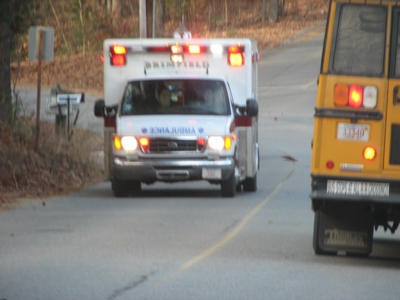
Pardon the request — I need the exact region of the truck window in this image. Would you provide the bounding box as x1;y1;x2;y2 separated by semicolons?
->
332;5;386;76
120;79;230;116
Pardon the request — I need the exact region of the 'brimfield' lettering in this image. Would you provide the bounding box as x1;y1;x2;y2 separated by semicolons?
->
145;61;209;69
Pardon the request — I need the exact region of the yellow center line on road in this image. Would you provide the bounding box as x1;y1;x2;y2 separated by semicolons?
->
179;166;295;272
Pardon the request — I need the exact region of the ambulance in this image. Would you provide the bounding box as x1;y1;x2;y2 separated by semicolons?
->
94;35;259;198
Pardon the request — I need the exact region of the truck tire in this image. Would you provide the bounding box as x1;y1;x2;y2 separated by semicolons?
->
221;171;236;197
113;178;129;197
313;210;337;256
243;174;257;192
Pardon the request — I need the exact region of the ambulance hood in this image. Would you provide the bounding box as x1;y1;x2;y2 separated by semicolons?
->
117;115;232;136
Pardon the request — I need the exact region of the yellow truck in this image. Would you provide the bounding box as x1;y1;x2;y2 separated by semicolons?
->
311;0;400;256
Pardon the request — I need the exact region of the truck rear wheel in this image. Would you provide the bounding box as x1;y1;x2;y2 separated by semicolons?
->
113;178;129;197
221;171;236;197
243;174;257;192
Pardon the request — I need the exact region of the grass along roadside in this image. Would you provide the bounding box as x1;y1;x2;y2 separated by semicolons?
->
0;119;104;210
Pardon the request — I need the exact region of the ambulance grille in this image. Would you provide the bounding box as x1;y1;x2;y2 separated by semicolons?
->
390;124;400;165
148;138;198;153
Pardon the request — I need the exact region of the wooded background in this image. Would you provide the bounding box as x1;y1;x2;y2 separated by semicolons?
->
0;0;327;122
16;0;299;57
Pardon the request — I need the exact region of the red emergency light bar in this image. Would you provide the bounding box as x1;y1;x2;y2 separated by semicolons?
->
107;43;247;67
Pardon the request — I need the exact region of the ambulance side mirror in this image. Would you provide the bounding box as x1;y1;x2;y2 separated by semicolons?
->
94;99;105;117
246;98;258;117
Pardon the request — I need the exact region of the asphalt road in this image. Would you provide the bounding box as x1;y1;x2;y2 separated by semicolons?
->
1;31;400;300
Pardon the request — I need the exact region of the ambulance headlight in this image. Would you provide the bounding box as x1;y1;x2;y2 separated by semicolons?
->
121;136;138;151
208;136;225;151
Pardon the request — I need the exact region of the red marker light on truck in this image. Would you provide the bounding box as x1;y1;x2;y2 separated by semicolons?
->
326;160;334;169
110;45;127;66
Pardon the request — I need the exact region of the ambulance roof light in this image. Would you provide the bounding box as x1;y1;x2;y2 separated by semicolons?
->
113;45;127;54
110;45;127;66
228;45;245;66
211;44;223;54
188;45;201;54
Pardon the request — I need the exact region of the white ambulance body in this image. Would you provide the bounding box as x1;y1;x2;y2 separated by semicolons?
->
94;37;259;197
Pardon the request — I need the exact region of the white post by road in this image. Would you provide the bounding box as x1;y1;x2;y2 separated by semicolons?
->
139;0;147;38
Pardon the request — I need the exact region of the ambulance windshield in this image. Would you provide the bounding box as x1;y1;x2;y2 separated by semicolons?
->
120;79;231;116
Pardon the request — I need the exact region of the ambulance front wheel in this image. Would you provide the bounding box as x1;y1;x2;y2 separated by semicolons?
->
129;180;141;194
112;178;129;197
221;171;236;198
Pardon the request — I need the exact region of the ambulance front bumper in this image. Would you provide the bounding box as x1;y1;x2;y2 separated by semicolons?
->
112;157;235;181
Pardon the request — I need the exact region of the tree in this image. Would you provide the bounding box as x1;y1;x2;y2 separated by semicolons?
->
262;0;267;23
112;0;121;24
0;0;12;122
0;0;37;122
155;0;165;37
269;0;284;22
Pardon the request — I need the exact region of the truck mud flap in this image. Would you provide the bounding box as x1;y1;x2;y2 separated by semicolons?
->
313;203;374;256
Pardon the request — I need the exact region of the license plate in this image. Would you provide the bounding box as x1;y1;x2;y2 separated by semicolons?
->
337;123;369;141
202;168;221;179
327;180;389;197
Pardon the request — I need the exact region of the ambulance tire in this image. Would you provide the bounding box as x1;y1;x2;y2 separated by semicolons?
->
221;171;236;198
129;180;141;193
313;209;337;256
243;174;257;192
113;178;129;197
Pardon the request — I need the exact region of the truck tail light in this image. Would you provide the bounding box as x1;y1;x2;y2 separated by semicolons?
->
334;84;377;108
348;85;363;108
363;86;378;108
363;146;376;161
334;84;349;106
110;45;127;66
